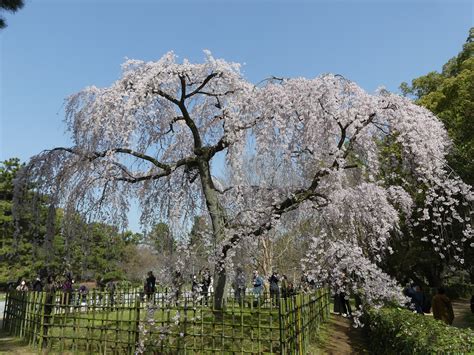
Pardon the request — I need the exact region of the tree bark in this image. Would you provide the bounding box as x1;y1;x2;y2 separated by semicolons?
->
196;159;228;310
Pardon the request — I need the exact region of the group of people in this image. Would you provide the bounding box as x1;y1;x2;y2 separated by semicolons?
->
13;273;88;304
232;269;297;306
15;271;467;325
404;284;456;325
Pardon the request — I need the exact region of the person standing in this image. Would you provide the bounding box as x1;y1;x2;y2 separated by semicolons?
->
62;275;73;305
202;269;212;294
191;274;201;301
78;285;88;305
145;271;156;301
16;279;28;292
432;287;454;325
173;271;184;304
252;271;264;306
201;268;212;304
106;280;116;308
269;271;280;306
32;277;43;292
412;285;425;314
233;267;247;305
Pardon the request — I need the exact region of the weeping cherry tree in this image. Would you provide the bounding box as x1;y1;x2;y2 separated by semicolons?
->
15;51;473;311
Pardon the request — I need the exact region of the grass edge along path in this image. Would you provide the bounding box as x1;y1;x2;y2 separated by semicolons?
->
308;313;369;354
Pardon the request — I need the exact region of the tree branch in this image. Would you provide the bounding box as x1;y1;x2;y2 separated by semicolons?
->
185;73;219;99
48;147;199;180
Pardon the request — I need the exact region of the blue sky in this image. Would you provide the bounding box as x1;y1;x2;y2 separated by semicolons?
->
1;0;472;231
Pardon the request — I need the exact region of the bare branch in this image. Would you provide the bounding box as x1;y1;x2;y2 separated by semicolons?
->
185;72;219;99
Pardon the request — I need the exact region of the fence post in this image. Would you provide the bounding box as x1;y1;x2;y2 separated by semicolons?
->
134;296;141;354
278;294;285;354
37;291;46;350
2;290;10;331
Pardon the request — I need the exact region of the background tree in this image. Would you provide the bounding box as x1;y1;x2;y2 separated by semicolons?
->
187;216;212;271
396;28;474;284
0;0;24;29
146;222;175;255
401;27;473;185
17;52;472;311
1;158;142;284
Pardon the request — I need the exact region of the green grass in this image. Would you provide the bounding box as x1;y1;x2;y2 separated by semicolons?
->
4;291;330;353
305;320;331;354
37;303;283;353
0;293;6;302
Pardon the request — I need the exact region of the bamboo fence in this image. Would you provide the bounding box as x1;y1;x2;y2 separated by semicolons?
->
2;287;330;354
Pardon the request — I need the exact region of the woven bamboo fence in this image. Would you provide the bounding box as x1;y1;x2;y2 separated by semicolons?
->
2;287;330;354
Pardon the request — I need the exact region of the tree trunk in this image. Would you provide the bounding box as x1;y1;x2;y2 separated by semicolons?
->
260;235;273;277
197;160;227;310
214;267;226;312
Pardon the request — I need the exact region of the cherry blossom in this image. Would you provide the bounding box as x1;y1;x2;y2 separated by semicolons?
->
14;51;473;311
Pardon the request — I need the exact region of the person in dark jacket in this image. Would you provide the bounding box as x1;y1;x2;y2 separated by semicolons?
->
78;285;88;304
269;271;280;306
173;271;184;304
412;285;425;314
334;292;352;317
32;277;43;292
232;267;247;305
191;274;201;300
62;274;73;305
200;268;212;305
145;271;156;301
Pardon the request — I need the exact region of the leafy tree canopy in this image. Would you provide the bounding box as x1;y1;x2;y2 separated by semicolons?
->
401;28;474;185
0;0;24;29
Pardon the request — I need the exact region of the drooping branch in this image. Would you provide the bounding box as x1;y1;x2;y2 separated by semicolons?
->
49;147;172;172
48;147;199;183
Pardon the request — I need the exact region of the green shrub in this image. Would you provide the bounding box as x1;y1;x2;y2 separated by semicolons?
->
364;307;474;354
101;270;125;283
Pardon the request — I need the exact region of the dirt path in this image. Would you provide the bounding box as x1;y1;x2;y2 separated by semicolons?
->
451;298;473;329
0;331;36;355
313;313;369;354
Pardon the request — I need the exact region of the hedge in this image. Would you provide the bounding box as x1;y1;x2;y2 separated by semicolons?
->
364;307;474;354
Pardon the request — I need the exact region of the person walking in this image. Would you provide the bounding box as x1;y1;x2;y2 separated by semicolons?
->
334;292;352;317
432;287;454;325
